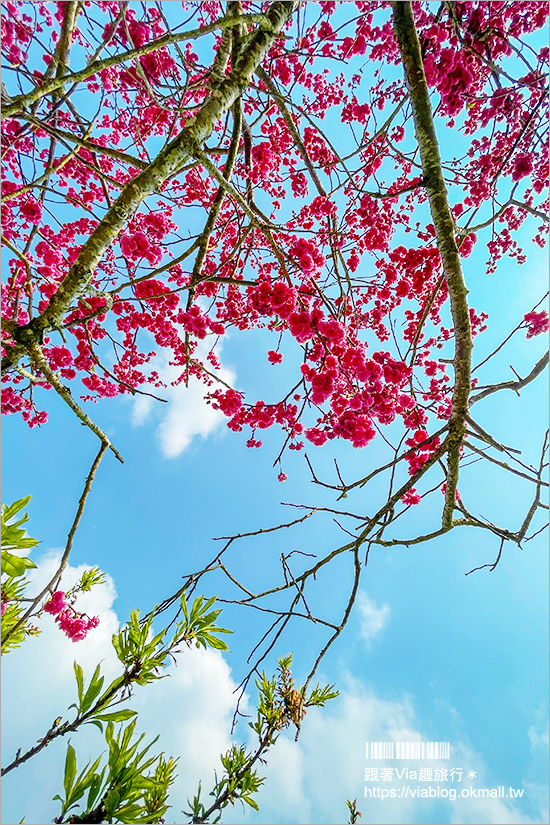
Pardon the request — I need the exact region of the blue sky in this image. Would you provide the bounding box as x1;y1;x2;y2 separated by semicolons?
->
2;3;549;824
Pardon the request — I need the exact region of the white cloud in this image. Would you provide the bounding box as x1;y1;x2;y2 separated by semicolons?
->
130;645;241;818
1;551;242;825
226;674;547;825
2;559;547;825
528;722;549;753
131;337;236;458
1;553;121;825
356;591;391;644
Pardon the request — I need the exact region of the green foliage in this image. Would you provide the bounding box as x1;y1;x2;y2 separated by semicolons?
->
1;552;36;578
1;497;107;656
111;610;170;687
107;598;231;693
346;797;362;824
180;593;232;651
142;754;179;822
2;516;336;825
187;745;264;823
53;721;177;823
1;575;41;653
251;653;339;739
70;661;138;730
75;567;106;593
187;654;339;823
1;497;40;654
9;591;339;825
1;496;40;556
53;598;232;741
43;599;233;816
306;681;340;708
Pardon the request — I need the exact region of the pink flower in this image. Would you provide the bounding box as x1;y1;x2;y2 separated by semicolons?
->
511;153;533;181
179;304;209;339
120;231;151;260
212;388;243;416
270;282;296;319
305;427;329;446
277;472;288;482
268;350;283;364
44;591;67;615
459;232;477;257
55;607;99;642
43;591;99;641
402;488;422;506
311;371;334;404
318;319;345;343
19;197;42;224
524;310;549;338
289;311;313;343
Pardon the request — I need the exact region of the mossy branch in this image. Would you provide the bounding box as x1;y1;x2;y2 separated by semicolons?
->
1;2;297;377
2;13;275;118
392;1;473;528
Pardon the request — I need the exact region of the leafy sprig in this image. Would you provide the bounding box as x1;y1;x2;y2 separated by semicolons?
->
1;497;39;653
54;721;178;824
187;654;338;823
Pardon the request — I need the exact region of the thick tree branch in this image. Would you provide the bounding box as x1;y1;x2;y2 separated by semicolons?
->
1;2;297;376
392;1;472;527
1;14;274;118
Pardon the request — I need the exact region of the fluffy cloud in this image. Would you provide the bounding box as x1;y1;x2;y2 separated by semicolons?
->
1;553;121;825
224;674;547;825
131;338;236;458
1;551;240;825
2;558;547;825
356;591;391;644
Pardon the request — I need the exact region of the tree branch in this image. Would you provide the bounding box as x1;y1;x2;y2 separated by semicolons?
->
470;351;549;405
393;1;473;527
1;3;297;379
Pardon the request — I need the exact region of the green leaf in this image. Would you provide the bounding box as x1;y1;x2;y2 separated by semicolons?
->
1;529;39;552
242;795;260;810
201;633;230;651
79;567;106;592
91;709;137;724
1;551;37;578
2;496;32;522
64;743;77;798
73;661;84;707
87;769;105;811
80;664;104;714
111;631;123;661
89;720;106;733
1;498;40;563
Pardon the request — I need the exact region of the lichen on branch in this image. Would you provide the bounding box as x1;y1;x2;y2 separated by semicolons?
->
392;0;473;527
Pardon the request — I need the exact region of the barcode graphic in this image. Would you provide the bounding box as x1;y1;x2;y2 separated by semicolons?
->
366;741;450;760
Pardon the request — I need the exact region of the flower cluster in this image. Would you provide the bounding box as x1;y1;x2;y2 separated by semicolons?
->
404;430;442;476
524;309;549;338
401;488;422;506
1;0;547;472
120;211;177;267
43;591;99;642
